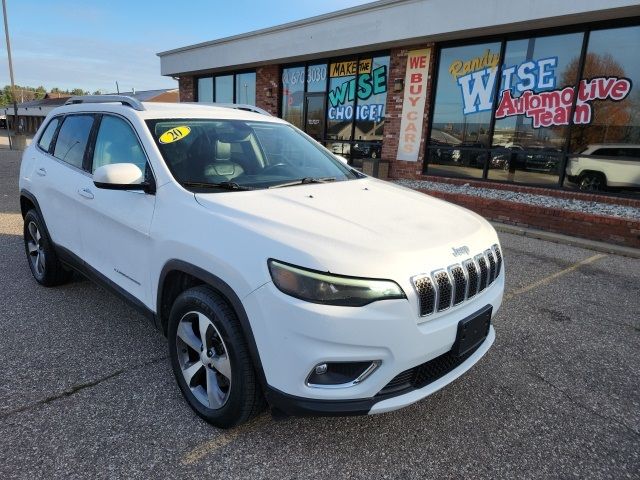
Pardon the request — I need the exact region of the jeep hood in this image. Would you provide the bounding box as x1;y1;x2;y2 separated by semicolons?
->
194;178;497;278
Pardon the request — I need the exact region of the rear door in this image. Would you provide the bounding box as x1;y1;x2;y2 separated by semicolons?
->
75;114;156;306
32;114;96;257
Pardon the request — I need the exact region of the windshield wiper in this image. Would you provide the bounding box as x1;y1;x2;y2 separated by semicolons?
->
268;177;336;189
182;181;254;191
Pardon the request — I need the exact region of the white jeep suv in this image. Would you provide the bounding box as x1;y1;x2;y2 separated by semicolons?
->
19;96;504;428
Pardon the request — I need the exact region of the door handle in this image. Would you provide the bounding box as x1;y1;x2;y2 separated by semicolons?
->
77;187;94;199
37;167;47;176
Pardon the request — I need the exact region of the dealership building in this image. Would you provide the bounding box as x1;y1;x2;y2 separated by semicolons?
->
158;0;640;246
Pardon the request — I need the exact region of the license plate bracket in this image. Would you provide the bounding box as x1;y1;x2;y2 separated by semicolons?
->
451;305;492;357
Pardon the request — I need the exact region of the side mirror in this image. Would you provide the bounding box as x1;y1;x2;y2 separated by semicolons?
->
93;163;154;193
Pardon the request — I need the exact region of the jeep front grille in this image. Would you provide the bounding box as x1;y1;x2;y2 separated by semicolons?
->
413;244;502;318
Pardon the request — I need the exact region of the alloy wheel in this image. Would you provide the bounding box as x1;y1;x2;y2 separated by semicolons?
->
176;311;232;409
580;174;602;191
26;221;46;277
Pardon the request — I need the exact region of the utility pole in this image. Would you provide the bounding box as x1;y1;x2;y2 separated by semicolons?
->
2;0;18;149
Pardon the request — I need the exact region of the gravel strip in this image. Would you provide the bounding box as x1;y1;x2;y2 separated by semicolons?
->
394;179;640;220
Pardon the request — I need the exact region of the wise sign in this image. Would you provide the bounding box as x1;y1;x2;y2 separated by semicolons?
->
397;49;431;162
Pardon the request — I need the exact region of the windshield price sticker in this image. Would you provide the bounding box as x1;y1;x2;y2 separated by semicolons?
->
159;126;191;144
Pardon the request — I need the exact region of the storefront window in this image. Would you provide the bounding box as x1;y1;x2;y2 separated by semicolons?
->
215;75;234;103
327;58;358;142
235;72;256;105
307;63;327;93
428;42;501;179
281;66;305;128
563;26;640;193
197;77;213;102
426;24;639;196
354;55;389;142
488;32;584;186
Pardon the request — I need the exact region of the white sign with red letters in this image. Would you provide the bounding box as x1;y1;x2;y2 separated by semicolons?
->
397;49;431;162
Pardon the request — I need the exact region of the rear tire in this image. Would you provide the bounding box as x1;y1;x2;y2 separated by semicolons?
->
168;285;265;428
23;209;73;286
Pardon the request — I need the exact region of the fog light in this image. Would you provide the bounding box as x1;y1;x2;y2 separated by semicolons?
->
307;361;381;388
315;363;328;375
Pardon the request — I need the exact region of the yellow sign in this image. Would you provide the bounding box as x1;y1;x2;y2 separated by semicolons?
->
159;126;191;144
449;49;500;80
330;59;372;77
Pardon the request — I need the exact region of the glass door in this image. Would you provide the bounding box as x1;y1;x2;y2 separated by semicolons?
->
304;93;325;141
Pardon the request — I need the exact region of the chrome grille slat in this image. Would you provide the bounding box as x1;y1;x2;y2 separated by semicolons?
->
476;254;489;292
464;259;479;299
486;249;497;283
492;244;502;276
434;270;452;311
450;265;466;305
414;276;436;316
413;245;502;318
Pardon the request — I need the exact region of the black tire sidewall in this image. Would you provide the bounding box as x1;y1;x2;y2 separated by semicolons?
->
23;210;62;286
167;287;254;428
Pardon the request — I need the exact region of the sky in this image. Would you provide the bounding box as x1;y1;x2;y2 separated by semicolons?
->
0;0;373;93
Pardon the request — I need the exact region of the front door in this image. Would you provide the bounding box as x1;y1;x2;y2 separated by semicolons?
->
75;114;156;307
304;94;325;141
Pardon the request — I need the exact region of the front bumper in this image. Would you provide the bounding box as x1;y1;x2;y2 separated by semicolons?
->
242;271;503;414
263;326;495;416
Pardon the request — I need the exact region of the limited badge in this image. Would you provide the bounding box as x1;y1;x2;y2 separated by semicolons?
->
159;126;191;144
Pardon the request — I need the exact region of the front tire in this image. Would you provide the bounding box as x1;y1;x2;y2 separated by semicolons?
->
168;286;265;428
579;172;606;192
23;209;73;286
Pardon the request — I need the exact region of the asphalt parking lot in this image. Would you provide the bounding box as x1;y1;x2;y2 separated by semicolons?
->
1;150;639;479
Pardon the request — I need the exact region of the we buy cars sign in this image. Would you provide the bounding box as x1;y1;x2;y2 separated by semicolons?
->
397;49;431;162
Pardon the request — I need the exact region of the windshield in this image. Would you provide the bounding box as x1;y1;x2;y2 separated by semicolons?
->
146;119;358;191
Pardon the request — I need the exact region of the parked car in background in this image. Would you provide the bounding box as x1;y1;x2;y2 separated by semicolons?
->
565;144;640;191
0;116;7;129
351;141;382;159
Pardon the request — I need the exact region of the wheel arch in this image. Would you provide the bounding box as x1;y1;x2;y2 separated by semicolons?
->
19;190;55;243
157;259;268;389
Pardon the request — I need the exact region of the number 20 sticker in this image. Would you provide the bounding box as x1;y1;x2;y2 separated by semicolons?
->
159;126;191;144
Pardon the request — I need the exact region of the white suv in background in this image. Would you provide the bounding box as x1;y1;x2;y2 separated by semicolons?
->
566;144;640;191
19;96;504;428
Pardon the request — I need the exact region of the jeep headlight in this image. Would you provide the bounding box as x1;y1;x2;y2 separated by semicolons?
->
268;259;406;307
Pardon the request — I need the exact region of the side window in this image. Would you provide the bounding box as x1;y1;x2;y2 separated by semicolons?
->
592;148;620;157
621;148;640;159
37;117;60;152
53;115;94;169
92;116;147;173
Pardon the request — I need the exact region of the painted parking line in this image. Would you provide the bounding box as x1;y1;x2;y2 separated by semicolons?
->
181;413;271;465
504;253;607;301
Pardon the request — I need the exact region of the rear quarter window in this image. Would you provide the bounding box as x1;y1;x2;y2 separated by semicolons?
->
53;115;95;169
37;117;60;153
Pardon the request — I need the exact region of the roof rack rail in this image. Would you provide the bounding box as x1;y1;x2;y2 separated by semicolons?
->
64;95;145;111
187;102;272;116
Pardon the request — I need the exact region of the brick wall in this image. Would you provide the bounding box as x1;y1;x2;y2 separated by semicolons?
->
418;175;640;208
178;76;194;102
412;187;640;249
256;65;280;115
381;44;436;179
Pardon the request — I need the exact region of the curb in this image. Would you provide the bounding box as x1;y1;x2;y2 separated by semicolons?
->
491;222;640;259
